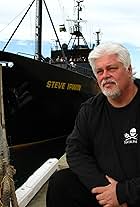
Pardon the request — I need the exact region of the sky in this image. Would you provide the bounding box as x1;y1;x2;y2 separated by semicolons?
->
0;0;140;77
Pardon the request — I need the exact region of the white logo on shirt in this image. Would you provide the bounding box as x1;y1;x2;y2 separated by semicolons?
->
124;127;138;144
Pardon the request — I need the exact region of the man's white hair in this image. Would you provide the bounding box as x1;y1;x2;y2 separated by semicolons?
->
88;42;131;75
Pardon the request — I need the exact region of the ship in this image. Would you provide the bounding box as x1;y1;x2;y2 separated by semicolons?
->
0;0;99;148
0;0;99;189
50;0;101;77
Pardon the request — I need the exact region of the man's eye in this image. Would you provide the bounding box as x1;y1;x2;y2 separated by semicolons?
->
96;70;103;74
109;67;117;70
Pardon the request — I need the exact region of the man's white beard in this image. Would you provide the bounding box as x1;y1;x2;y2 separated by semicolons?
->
102;87;121;99
100;79;121;99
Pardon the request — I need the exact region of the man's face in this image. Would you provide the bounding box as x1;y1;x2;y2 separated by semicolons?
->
94;54;132;99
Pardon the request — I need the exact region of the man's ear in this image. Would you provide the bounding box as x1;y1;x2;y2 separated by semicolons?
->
127;65;133;77
128;65;132;72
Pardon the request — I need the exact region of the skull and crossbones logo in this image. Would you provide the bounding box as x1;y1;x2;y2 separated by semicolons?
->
124;128;138;141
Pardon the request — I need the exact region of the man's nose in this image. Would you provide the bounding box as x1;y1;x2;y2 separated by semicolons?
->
102;69;110;78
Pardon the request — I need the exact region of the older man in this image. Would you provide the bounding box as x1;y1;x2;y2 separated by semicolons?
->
47;42;140;207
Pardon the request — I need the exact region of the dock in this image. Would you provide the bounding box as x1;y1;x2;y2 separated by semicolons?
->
16;154;68;207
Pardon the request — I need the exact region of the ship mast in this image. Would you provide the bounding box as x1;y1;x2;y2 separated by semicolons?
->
77;0;82;47
35;0;67;61
35;0;42;60
67;0;88;49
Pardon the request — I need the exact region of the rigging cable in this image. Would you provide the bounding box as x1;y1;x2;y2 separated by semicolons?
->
43;0;67;62
0;0;34;34
2;0;36;52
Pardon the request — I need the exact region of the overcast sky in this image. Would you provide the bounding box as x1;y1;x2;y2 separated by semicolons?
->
0;0;140;43
0;0;140;76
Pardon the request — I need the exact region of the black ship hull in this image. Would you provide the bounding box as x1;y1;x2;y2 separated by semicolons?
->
0;51;98;187
0;0;100;189
0;51;98;147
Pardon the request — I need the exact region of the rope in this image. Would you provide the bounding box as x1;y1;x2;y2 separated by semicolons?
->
0;65;19;207
0;164;18;207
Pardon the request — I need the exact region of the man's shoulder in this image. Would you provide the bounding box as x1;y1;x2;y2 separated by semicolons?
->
82;92;106;109
134;78;140;87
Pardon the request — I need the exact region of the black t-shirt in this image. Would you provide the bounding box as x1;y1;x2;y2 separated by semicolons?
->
106;88;140;179
66;79;140;206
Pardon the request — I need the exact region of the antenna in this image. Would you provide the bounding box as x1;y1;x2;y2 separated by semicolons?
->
95;30;101;46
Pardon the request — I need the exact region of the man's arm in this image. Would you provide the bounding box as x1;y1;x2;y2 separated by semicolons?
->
66;104;109;190
92;176;128;207
116;177;140;205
